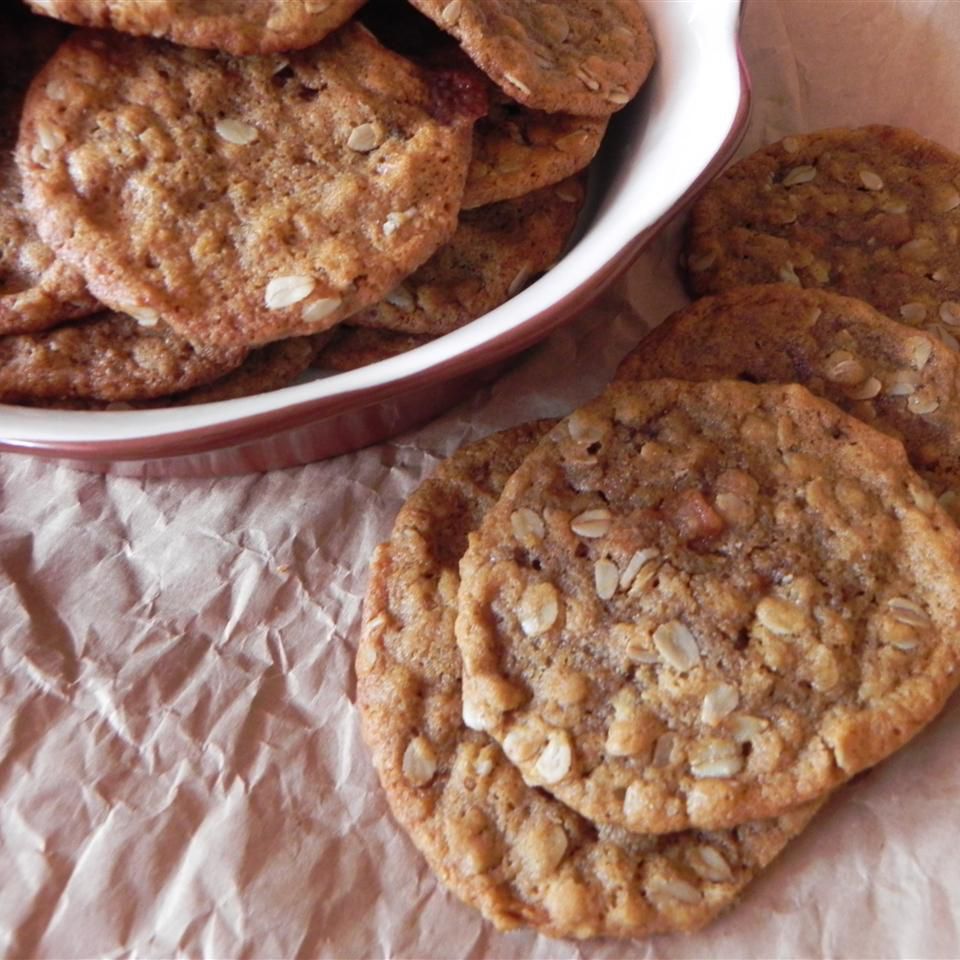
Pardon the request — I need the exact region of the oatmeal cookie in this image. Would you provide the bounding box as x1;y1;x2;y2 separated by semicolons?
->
24;0;368;56
418;45;604;210
315;326;433;371
357;424;822;939
18;25;480;350
464;94;605;209
25;333;329;409
456;380;960;833
0;9;97;334
350;178;584;336
686;126;960;351
0;310;247;403
616;285;960;520
408;0;655;117
161;333;326;405
359;4;607;210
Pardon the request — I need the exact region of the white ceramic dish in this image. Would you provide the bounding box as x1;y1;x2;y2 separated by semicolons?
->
0;0;750;476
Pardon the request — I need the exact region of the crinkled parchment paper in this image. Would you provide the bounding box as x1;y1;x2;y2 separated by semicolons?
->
2;3;960;957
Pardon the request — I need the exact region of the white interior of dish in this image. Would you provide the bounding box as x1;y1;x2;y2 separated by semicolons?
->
0;0;744;445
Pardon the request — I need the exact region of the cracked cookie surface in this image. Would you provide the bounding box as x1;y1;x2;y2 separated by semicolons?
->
25;0;368;56
357;424;821;939
408;0;655;117
350;178;583;336
18;25;478;350
455;380;960;833
617;285;960;523
686;126;960;352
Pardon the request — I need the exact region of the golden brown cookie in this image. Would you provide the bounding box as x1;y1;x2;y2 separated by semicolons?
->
616;285;960;520
359;3;607;209
408;0;655;117
161;333;326;405
456;380;960;834
315;326;433;372
0;9;97;335
686;126;960;351
350;178;584;336
17;25;480;350
24;0;368;56
464;95;605;209
29;333;329;409
0;311;247;404
358;424;822;939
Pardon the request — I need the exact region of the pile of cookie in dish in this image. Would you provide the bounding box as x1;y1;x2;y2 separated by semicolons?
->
357;124;960;940
0;0;654;407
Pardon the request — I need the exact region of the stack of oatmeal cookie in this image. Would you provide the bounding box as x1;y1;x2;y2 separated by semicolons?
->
356;124;960;940
0;0;654;407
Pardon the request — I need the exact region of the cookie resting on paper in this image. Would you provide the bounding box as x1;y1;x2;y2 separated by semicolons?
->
455;380;960;833
357;424;822;939
616;284;960;522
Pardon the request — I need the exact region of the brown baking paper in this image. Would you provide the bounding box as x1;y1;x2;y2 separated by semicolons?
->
2;2;960;957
